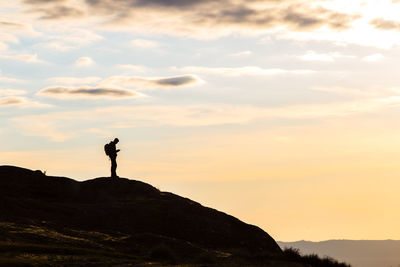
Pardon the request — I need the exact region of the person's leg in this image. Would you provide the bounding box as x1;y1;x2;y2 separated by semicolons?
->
111;157;117;178
114;159;118;177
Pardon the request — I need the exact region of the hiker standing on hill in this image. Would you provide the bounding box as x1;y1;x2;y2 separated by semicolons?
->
105;138;120;178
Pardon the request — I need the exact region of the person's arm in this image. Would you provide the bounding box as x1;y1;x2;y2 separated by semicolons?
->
116;149;121;153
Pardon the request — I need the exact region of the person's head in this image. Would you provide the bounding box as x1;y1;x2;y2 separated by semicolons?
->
114;138;119;144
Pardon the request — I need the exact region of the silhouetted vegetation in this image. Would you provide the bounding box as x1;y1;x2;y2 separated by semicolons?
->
283;247;351;267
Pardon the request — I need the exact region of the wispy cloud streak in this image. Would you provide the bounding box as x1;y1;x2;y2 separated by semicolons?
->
0;96;50;107
173;66;316;76
100;75;203;89
38;86;137;99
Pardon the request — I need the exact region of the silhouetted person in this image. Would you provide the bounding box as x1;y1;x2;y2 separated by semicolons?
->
105;138;120;178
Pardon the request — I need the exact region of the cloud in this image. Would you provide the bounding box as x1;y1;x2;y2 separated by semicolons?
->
41;74;201;99
370;18;400;31
0;76;24;83
130;39;158;48
0;19;39;43
0;53;44;63
76;56;94;66
362;53;384;62
300;51;334;62
47;76;102;85
101;75;203;89
24;0;85;20
155;76;200;87
0;32;18;44
21;0;357;39
24;0;67;3
310;86;381;98
299;51;356;62
229;50;252;57
0;20;28;29
280;25;400;49
38;86;137;99
173;66;316;76
35;41;75;51
0;42;7;50
0;97;23;106
36;6;85;20
33;29;103;51
49;29;103;46
0;89;27;96
17;0;400;49
0;96;50;107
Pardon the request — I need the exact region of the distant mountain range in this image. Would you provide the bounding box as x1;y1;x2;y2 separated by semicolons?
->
278;240;400;267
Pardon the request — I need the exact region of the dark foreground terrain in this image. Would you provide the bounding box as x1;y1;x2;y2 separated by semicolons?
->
0;166;349;266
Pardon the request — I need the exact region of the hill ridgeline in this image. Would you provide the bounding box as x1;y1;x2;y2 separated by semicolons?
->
0;165;349;266
0;165;290;266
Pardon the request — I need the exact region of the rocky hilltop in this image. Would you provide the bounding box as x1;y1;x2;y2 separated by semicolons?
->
0;165;334;266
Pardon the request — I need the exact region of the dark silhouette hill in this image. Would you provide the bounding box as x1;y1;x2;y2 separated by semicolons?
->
0;165;349;266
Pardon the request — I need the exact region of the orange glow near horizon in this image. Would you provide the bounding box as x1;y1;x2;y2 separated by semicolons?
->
3;114;400;241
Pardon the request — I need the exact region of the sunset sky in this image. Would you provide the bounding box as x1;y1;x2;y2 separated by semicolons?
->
2;0;400;242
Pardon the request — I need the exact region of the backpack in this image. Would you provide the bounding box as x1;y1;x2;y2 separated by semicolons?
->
104;142;111;156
